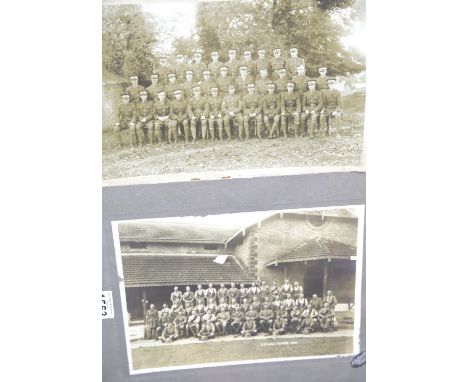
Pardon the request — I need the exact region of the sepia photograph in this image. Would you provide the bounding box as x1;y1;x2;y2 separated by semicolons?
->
102;0;366;184
112;205;365;373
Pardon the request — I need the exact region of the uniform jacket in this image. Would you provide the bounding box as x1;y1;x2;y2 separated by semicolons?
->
156;65;173;85
239;59;255;76
323;294;338;307
191;61;207;81
187;96;208;118
208;61;223;78
146;83;164;100
235;75;255;95
217;311;231;321
126;84;145;102
118;102;136;122
170;98;188;120
200;79;217;96
136;101;154;122
182;290;195;303
255;78;273;95
281;92;301;114
181;80;196;99
321;90;343;116
206;95;223;116
286;57;305;76
243;94;262;115
274;77;289;93
174;62;189;81
303;90;324;113
222;94;242;114
216;75;233;95
225;58;241;78
217;287;229;300
315;76;330;91
259;309;274;320
145;309;159;327
262;93;281;115
254;58;270;75
242;320;257;331
270;57;286;73
227;287;240;299
292;75;311;94
153;100;171;117
164;82;180;100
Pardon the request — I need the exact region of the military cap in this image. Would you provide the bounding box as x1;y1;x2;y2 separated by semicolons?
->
175;53;183;58
211;51;219;55
192;85;201;91
210;86;219;90
168;73;176;78
228;49;236;53
287;81;295;86
158;56;167;60
121;94;130;98
194;49;202;55
319;67;327;71
327;77;337;82
278;68;287;73
174;89;183;94
259;68;268;73
239;65;248;70
273;47;281;51
185;70;194;75
219;65;228;70
307;79;317;85
157;89;165;95
244;50;252;55
247;83;255;88
150;73;159;79
202;69;211;74
290;47;298;52
129;75;138;80
257;48;266;53
139;90;148;95
297;64;305;70
267;82;276;88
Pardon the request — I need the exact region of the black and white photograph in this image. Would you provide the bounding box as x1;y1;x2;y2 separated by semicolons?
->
102;0;366;184
112;205;365;373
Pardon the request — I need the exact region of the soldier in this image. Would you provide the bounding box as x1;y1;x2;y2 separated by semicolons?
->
181;70;196;99
241;316;257;337
215;306;231;335
241;50;255;76
249;283;261;301
156;303;173;338
270;47;286;79
187;86;208;142
231;306;245;333
272;295;282;313
202;308;218;325
281;81;301;137
245;305;260;328
263;83;281;138
200;69;217;96
218;298;230;313
296;293;308;311
270;281;280;298
126;75;145;103
274;68;289;94
171;301;185;316
309;293;323;311
254;48;270;77
216;65;232;97
174;53;188;81
241;298;250;313
235;65;255;96
242;83;263;139
283;294;296;318
316;66;330;91
187;309;201;337
271;315;287;336
225;49;241;78
292;281;304;300
146;73;164;101
227;282;239;305
286;47;305;77
164;73;179;100
301;79;324;137
135;90;154;146
259;304;274;332
239;284;249;303
208;51;223;79
251;296;262;313
206;297;218;314
144;304;159;340
323;290;338;310
161;321;178;343
298;305;316;334
221;83;241;140
321;79;343;136
182;285;195;310
259;280;271;302
173;311;187;337
114;94;136;148
198;318;216;340
205;283;218;301
153;90;171;144
279;279;293;299
194;284;206;305
169;89;189;143
318;302;335;332
255;68;273;96
191;49;207;82
290;306;302;332
292;64;311;100
157;56;172;85
217;283;229;303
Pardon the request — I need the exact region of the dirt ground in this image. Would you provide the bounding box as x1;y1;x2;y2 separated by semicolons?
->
131;334;353;370
102;92;365;181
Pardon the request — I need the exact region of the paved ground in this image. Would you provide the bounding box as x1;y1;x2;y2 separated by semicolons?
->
131;332;354;370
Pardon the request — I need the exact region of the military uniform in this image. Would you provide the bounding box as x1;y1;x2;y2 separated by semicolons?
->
290;308;302;332
225;58;241;78
146;83;165;101
231;309;245;333
318;306;335;331
200;79;217;97
227;286;239;305
274;76;289;94
272;317;287;335
174;62;189;81
256;77;273;96
182;290;195;309
286;57;305;77
242;93;263;139
114;101;136;147
281;91;301;137
241;319;257;336
206;94;224;140
216;74;233;96
262;92;281;137
191;61;207;82
135;100;154;145
153;99;171;143
259;308;274;332
187;95;208;141
270;57;286;79
187;312;201;337
161;322;178;342
301;88;323;136
254;57;270;76
181;80;196;99
144;308;159;339
217;286;229;303
126;84;145;103
198;321;215;339
316;76;330;91
208;61;223;78
169;97;189;142
157;64;173;85
194;289;206;304
221;93;242;139
234;75;255;96
321;88;343;135
215;311;231;335
293;74;311;97
164;80;180;101
323;294;338;310
240;59;255;76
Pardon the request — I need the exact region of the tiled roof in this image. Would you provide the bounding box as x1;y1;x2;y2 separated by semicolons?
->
122;254;255;287
266;239;357;266
119;223;238;244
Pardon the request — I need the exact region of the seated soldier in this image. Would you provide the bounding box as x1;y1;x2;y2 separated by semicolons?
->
169;89;189;143
215;306;231;335
227;282;239;305
153;90;171;144
135;90;154;146
263;296;274;310
144;304;159;340
298;305;317;334
187;309;201;337
283;294;296;313
272;295;282;313
187;86;207;143
173;311;187;338
251;296;262;313
309;306;321;332
290;305;302;333
258;303;275;333
158;303;173;335
194;284;206;305
309;293;323;311
202;308;218;326
241;316;257;337
206;298;218;315
182;286;195;310
271;315;287;336
161;321;178;343
221;83;241;140
206;86;224;141
241;298;250;313
217;283;229;303
114;94;136;148
301;79;323;137
296;293;308;311
292;281;304;300
218;297;230;313
277;304;290;331
318;302;335;332
245;305;260;328
231;306;245;333
198;319;216;340
280;81;301;138
321;78;343;136
242;83;263;139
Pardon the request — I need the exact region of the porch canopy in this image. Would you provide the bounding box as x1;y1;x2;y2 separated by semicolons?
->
122;254;255;288
266;239;357;267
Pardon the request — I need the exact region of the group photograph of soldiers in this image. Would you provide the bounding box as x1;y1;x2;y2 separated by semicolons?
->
102;0;366;182
144;280;339;343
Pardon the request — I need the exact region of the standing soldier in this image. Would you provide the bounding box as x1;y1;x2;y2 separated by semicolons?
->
157;56;172;85
206;87;224;141
221;83;242;140
321;79;343;136
126;75;145;103
153;90;171;144
200;70;217;97
169;89;188;143
301;79;323;137
242;83;263;139
225;49;241;78
310;293;323;311
208;51;223;79
323;290;338;310
114;94;136;148
263;83;281;138
270;47;286;80
164;73;179;101
205;283;218;301
281;81;301;138
174;53;188;81
144;304;159;340
235;65;254;96
274;68;289;94
286;47;305;77
241;50;255;76
259;280;271;302
316;66;330;91
181;70;196;99
187;86;208;142
254;48;270;77
255;68;273;96
170;286;183;305
194;284;206;305
146;73;164;101
135;90;154;146
217;283;229;303
191;49;207;82
227;282;239;305
216;65;232;97
292;64;311;100
239;284;249;303
182;286;195;310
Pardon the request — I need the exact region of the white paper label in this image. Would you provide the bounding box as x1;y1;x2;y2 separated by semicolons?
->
101;291;114;319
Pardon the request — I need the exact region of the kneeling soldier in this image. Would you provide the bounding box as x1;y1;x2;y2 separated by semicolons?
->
187;86;208;142
198;319;216;340
301;79;323;137
161;322;178;343
241;316;257;337
135;90;154;146
280;81;301;138
153;90;171;144
114;94;136;147
169;89;189;143
262;83;281;138
321;78;343;136
242;83;263;139
271;315;287;336
221;83;241;140
206;87;224;141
